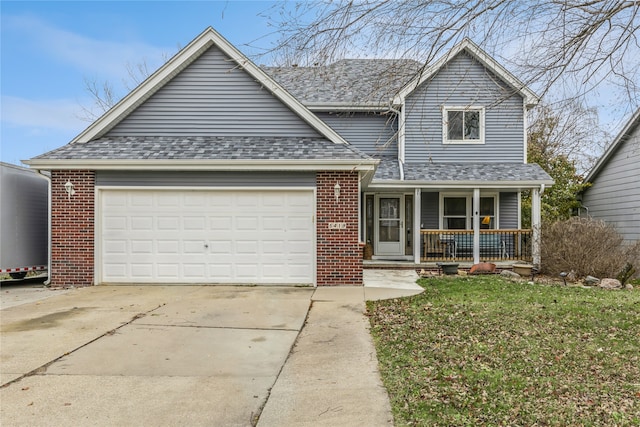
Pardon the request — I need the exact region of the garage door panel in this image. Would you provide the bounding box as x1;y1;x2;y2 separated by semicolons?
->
158;216;179;230
100;189;314;284
210;240;232;254
262;241;284;254
263;216;286;230
131;217;153;230
131;264;153;278
157;264;179;278
210;216;232;230
184;216;206;230
104;216;127;231
157;240;179;253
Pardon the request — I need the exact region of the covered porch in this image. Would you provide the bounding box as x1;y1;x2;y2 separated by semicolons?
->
362;161;553;268
362;187;545;267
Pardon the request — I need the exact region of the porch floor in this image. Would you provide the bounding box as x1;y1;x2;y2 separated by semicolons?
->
363;259;523;271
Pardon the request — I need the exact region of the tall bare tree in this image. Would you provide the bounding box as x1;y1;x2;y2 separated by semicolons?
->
270;1;639;111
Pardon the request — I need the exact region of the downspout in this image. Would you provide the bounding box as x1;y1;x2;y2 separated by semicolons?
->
36;169;52;286
523;105;528;163
388;104;405;172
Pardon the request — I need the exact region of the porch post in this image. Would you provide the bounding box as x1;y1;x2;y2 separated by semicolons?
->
473;188;480;264
414;188;421;264
532;187;542;266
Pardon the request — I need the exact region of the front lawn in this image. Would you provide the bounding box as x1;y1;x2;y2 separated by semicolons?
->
367;276;640;426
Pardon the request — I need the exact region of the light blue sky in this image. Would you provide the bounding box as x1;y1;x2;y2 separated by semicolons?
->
1;0;282;165
1;1;631;167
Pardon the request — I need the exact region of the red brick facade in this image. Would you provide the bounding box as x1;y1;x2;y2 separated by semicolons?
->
47;170;363;287
50;170;95;287
316;171;363;286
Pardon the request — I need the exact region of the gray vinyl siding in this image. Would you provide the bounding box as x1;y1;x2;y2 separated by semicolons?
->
315;112;397;156
96;171;316;187
404;51;525;163
582;124;640;242
499;192;519;229
420;192;439;229
107;46;320;138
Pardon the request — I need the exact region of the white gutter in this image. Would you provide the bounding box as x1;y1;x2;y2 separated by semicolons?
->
369;180;554;189
23;159;380;171
35;169;52;286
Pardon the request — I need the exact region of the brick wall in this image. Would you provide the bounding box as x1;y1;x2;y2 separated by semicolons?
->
316;171;362;286
50;170;95;287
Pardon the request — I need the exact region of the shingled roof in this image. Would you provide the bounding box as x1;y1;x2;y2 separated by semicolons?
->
265;59;422;106
31;136;374;162
402;163;553;184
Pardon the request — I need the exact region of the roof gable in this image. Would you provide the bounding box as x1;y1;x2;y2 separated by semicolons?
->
71;27;348;145
585;108;640;183
393;38;538;108
106;45;322;138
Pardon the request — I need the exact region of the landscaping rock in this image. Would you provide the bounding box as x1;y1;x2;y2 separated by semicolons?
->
584;275;600;286
625;283;634;290
599;278;622;289
469;262;496;275
567;270;577;282
500;270;521;279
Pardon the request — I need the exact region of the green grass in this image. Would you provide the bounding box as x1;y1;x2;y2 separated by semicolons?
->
367;276;640;426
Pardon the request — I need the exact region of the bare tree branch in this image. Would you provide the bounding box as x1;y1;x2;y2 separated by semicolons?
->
269;0;639;112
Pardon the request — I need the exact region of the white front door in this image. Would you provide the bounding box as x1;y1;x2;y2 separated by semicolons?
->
375;195;404;256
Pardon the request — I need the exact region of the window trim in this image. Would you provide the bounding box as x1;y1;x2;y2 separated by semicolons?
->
439;192;499;230
442;106;485;145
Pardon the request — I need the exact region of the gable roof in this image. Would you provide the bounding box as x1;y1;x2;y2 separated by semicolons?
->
69;27;349;146
393;38;539;108
585;108;640;183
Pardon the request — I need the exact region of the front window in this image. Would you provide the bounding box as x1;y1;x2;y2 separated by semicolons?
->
443;107;484;144
441;195;497;229
443;197;467;229
478;197;496;229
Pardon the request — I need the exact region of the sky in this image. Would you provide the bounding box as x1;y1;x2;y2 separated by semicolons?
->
1;1;632;167
1;0;284;165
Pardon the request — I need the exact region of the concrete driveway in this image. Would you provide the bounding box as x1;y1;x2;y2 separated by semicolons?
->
1;272;421;426
1;285;313;426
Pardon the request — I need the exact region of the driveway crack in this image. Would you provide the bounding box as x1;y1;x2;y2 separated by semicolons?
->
1;303;165;388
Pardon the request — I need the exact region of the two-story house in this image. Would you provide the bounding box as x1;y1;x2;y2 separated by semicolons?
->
25;27;552;288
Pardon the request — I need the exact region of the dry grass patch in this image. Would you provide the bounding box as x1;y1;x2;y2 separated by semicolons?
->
367;276;640;426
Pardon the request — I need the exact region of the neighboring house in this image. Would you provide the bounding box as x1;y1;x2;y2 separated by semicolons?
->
581;108;640;243
25;27;552;288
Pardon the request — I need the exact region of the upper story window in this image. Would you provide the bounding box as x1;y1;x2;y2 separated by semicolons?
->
443;106;485;144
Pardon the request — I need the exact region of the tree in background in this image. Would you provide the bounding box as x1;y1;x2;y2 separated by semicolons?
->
271;0;639;112
521;103;599;226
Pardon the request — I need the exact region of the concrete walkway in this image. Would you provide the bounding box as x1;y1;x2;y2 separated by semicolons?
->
258;269;423;426
0;270;423;426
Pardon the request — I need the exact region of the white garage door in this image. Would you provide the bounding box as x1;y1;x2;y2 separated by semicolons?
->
99;189;315;284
